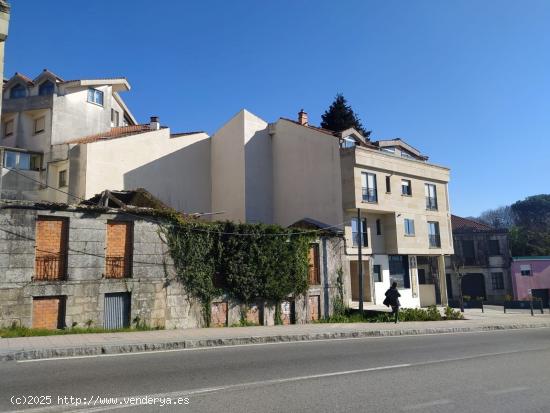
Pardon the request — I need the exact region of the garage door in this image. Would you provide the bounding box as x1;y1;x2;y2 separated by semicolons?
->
104;292;131;329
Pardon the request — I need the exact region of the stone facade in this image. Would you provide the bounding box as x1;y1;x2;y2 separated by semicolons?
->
0;205;349;329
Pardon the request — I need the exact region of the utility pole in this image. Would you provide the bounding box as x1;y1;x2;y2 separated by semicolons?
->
357;208;364;314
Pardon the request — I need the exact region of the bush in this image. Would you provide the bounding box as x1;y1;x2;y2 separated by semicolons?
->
444;306;464;320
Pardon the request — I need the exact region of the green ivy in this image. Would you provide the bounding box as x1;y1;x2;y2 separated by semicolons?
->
162;215;313;326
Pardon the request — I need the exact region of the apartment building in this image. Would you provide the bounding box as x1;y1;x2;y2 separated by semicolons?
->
0;70;211;214
445;215;512;303
210;109;454;308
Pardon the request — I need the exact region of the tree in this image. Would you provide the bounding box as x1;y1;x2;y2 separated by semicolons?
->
509;195;550;256
320;93;371;138
477;205;515;229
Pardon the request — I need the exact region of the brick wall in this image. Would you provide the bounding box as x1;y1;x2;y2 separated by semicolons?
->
105;221;133;278
32;297;63;329
35;217;68;280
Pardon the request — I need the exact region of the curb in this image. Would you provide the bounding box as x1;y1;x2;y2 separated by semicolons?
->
3;322;550;362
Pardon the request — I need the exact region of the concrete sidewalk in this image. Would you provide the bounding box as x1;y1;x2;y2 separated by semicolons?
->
2;309;550;361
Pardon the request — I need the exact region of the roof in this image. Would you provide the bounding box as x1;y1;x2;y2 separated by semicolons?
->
289;217;342;235
81;189;171;210
278;117;337;137
171;131;206;138
67;125;155;144
373;138;429;161
512;256;550;261
3;72;130;92
451;215;497;233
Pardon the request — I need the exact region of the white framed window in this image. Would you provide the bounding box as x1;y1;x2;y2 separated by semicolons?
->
3;119;14;137
34;116;46;134
87;88;104;106
3;150;41;171
404;218;415;236
520;264;532;276
351;217;368;247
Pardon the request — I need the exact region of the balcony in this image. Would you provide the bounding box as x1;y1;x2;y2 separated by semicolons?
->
34;254;66;281
429;234;441;248
105;256;131;279
361;188;377;203
426;196;438;211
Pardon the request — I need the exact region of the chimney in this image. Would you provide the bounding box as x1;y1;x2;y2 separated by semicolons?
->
298;109;308;126
150;116;160;130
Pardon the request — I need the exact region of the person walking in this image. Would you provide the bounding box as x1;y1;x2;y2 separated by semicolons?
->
384;282;401;323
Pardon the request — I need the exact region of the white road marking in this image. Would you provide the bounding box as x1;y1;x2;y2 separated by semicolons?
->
15;326;550;363
4;364;411;413
402;399;453;410
486;386;529;395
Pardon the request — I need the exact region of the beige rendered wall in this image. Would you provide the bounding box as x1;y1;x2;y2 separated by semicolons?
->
342;146;453;255
271;119;344;228
211;110;249;222
81;129;211;213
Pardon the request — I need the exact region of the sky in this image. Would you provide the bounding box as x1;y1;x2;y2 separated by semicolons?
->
5;0;550;217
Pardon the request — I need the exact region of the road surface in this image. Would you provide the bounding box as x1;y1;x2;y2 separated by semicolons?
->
1;327;550;412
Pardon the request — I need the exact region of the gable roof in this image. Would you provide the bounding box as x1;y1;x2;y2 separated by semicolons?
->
373;138;428;161
451;215;496;233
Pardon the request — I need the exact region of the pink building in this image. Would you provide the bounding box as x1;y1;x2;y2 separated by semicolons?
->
511;257;550;307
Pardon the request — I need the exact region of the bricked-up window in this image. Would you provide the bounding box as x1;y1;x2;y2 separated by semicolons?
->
35;217;69;281
32;296;66;329
308;244;321;285
105;221;133;278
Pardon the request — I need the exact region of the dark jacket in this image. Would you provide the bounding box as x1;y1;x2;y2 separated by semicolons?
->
384;287;401;308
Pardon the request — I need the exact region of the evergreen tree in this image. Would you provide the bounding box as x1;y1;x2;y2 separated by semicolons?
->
320;93;371;138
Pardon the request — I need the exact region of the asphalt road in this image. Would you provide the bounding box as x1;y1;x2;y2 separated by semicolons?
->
1;328;550;413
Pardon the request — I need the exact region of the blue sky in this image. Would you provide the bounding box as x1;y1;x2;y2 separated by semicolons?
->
5;0;550;217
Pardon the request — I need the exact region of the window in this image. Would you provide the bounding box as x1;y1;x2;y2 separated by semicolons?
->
3;119;14;137
341;136;356;148
376;219;382;235
34;116;46;134
3;151;41;171
389;255;410;289
87;88;104;106
385;176;391;193
425;183;438;210
35;217;69;281
404;218;415;236
111;109;119;127
491;272;504;290
401;179;412;196
489;240;500;256
373;264;382;282
381;147;395;154
462;240;476;265
308;244;321;285
10;84;26;99
361;172;377;203
58;170;67;188
520;264;532;276
105;221;134;278
428;221;441;248
38;80;55;96
351;217;368;247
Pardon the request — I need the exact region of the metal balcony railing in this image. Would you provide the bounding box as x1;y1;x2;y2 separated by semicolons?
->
362;187;378;203
429;234;441;248
35;254;66;281
426;196;438;210
105;256;131;278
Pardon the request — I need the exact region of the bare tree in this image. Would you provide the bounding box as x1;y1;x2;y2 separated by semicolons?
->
478;205;515;229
